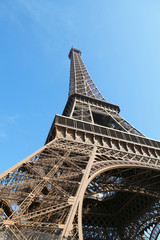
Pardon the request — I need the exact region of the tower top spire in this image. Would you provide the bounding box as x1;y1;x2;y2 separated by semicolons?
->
68;47;81;59
68;47;106;102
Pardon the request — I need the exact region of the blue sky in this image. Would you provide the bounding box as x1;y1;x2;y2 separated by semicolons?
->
0;0;160;176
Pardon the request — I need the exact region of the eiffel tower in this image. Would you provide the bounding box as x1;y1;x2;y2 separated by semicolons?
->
0;48;160;240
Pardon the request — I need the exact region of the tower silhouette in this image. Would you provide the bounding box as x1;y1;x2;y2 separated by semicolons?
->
0;48;160;239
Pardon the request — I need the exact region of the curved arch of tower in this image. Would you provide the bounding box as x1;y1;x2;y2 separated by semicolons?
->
0;48;160;239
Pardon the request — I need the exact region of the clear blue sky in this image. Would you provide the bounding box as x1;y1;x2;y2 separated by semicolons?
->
0;0;160;176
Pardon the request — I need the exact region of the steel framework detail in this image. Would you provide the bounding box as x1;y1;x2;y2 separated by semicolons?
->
0;48;160;239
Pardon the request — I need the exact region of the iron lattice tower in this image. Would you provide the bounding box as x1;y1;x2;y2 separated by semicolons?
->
0;48;160;240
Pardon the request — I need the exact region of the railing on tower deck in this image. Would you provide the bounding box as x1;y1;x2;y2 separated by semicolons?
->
46;114;160;150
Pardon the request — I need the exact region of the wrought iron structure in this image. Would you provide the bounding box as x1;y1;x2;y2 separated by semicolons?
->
0;47;160;239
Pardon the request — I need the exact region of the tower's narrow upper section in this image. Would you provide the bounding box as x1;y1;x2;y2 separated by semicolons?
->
68;47;106;102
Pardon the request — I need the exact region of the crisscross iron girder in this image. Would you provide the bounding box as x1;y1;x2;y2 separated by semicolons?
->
68;47;106;101
0;138;160;239
0;48;160;239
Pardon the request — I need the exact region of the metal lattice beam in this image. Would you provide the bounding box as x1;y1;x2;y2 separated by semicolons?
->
68;47;106;101
0;48;160;239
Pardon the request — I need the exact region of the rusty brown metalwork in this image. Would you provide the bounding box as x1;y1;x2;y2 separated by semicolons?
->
0;48;160;239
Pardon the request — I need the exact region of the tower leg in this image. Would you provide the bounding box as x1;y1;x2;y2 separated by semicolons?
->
62;147;97;239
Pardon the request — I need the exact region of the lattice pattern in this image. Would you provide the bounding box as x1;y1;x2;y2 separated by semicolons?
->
1;48;160;240
0;138;160;239
69;99;144;136
83;166;160;239
68;48;106;101
0;139;93;239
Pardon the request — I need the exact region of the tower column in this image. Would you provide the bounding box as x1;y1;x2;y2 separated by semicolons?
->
62;146;97;238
